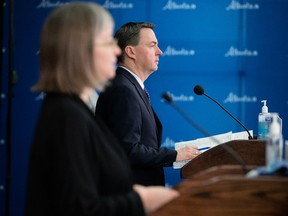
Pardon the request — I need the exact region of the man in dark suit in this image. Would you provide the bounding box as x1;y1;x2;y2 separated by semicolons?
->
96;22;199;186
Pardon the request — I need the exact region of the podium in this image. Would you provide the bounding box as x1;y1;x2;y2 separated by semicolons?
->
181;139;266;178
151;140;288;215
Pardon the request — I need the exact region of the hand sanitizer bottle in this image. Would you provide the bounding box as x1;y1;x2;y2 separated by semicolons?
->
258;100;272;140
266;113;283;170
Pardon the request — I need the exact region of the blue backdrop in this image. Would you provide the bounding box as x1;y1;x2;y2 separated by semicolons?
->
1;0;288;215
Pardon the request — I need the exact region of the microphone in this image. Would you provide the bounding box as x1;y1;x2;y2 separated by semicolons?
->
193;85;253;140
162;92;247;173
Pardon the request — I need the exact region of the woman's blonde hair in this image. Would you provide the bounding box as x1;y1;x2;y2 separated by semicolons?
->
32;2;113;94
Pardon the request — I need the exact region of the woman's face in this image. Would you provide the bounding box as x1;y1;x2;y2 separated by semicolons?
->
93;23;121;85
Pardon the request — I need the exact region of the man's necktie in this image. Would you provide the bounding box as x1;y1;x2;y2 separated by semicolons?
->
144;87;151;105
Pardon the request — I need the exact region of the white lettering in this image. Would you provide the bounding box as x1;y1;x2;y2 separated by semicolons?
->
102;0;133;9
35;92;46;101
163;46;195;56
224;92;257;103
226;0;260;11
164;91;194;102
161;137;175;148
225;46;258;57
36;0;68;8
163;0;196;10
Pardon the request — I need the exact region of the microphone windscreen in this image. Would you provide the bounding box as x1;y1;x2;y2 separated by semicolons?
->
194;85;204;95
162;92;173;104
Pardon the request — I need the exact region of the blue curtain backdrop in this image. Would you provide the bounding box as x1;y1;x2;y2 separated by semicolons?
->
1;0;288;215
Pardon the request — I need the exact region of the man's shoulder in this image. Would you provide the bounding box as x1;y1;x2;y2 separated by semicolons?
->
98;67;140;99
99;77;133;98
109;69;136;89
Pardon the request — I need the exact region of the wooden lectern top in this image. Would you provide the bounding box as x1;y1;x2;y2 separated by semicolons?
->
181;139;266;178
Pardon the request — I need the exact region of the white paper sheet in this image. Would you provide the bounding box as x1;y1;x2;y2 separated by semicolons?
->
173;130;253;169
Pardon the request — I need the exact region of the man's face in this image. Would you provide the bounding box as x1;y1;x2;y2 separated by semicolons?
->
133;28;163;75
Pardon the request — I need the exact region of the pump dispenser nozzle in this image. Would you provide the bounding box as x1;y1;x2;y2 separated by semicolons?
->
261;100;268;114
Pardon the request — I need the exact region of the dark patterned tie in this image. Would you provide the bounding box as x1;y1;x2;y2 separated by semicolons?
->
144;87;151;104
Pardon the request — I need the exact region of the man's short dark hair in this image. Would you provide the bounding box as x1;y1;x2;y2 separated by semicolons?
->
114;22;155;64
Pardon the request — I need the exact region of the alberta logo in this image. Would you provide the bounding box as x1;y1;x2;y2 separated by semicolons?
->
224;92;257;103
162;91;194;102
36;0;68;8
225;46;258;57
226;0;260;11
102;0;133;9
163;0;196;10
163;46;195;56
161;137;175;148
35;92;46;101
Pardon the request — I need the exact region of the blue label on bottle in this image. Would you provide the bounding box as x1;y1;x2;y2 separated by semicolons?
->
265;116;272;122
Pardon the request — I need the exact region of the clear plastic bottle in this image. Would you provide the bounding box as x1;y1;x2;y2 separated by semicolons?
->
258;100;272;140
266;113;283;170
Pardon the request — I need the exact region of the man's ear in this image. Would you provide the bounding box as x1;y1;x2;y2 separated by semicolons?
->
125;46;136;60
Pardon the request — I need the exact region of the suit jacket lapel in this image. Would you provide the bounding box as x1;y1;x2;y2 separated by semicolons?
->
117;68;154;118
116;68;162;142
